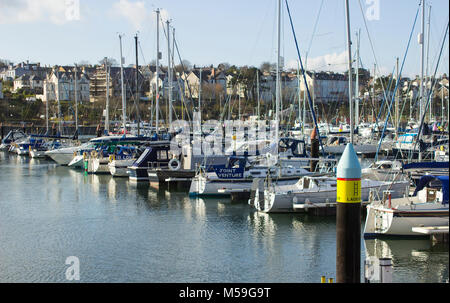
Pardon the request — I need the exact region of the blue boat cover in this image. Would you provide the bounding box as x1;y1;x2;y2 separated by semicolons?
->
413;175;449;204
403;161;449;170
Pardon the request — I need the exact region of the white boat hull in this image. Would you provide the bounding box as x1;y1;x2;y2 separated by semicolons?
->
92;158;110;174
68;155;85;168
364;200;449;237
256;180;409;213
108;159;134;177
30;149;48;158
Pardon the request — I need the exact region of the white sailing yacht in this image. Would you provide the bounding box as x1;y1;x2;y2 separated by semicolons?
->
364;175;449;237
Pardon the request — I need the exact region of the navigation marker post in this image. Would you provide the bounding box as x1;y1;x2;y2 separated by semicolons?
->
336;143;361;283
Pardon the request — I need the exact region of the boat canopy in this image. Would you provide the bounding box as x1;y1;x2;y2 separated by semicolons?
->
413;175;449;205
403;161;449;170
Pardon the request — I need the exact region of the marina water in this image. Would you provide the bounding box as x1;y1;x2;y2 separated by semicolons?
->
0;152;447;283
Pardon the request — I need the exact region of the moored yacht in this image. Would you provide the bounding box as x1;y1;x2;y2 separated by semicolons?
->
364;175;449;238
250;175;410;213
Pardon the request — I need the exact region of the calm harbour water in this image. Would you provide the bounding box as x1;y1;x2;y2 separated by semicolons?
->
0;152;448;283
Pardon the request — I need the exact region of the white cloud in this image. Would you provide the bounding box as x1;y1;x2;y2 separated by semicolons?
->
287;51;349;73
287;51;392;76
110;0;170;30
0;0;75;25
111;0;150;30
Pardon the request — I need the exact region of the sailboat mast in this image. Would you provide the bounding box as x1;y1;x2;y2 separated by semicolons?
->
297;61;301;131
419;0;425;121
57;71;62;134
355;29;360;127
426;5;431;122
275;0;281;146
257;70;260;119
135;34;141;136
167;20;173;127
395;57;400;138
46;78;49;132
119;34;126;133
419;0;425;160
74;64;78;133
155;8;160;135
105;58;110;134
199;68;202;119
345;0;354;144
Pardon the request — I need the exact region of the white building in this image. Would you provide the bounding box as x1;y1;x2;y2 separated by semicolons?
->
299;71;355;104
0;61;49;81
13;75;44;93
43;67;90;103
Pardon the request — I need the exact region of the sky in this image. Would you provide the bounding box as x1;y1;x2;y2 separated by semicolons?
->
0;0;449;78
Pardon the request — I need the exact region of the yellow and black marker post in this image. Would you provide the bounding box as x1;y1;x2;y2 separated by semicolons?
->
336;143;361;283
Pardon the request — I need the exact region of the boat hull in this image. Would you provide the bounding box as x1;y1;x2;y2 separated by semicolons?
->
257;180;410;213
364;202;449;238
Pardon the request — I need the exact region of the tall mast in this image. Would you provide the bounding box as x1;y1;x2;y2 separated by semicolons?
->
275;0;281;146
355;29;360;127
372;63;376;123
199;68;202;119
395;57;400;139
238;83;241;120
45;76;49;133
74;64;78;132
172;27;177;121
297;61;301;131
105;58;110;134
419;0;425;160
167;20;173;126
345;0;354;144
119;34;127;133
419;0;425;122
135;33;141;136
155;8;160;134
56;70;62;134
426;4;431;122
257;69;260;119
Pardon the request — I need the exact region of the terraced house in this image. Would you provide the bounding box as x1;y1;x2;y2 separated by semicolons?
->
42;66;90;103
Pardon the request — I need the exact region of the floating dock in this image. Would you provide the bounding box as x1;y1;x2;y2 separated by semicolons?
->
412;226;449;244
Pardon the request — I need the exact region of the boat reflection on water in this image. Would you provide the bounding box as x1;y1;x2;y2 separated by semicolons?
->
364;239;449;283
107;178;119;203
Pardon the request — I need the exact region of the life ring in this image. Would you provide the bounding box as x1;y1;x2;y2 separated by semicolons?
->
169;158;181;171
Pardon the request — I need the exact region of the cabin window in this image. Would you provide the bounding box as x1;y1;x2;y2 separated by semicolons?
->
303;178;310;189
297;143;304;155
158;150;168;160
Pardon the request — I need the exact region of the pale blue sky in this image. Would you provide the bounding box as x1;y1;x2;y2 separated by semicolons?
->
0;0;448;78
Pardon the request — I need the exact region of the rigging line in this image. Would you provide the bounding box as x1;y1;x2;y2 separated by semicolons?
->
357;0;403;118
247;0;273;66
413;20;449;153
397;80;414;133
284;0;325;157
305;0;325;69
429;13;450;75
375;65;395;125
173;38;194;109
374;3;422;162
